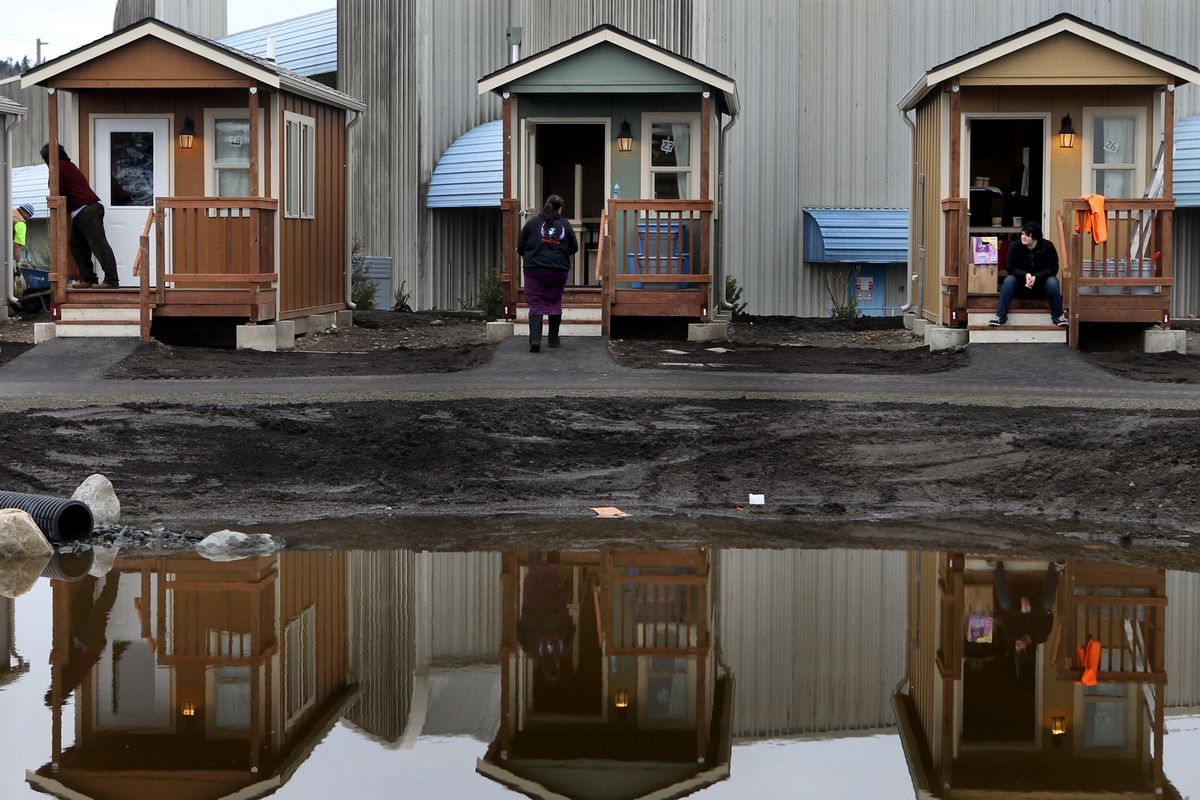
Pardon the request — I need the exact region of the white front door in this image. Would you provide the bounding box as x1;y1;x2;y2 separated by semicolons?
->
93;117;171;287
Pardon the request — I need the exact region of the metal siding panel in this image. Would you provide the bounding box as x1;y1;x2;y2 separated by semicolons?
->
429;552;502;663
427;120;504;208
221;10;337;77
1167;570;1200;709
1174;209;1200;318
718;549;906;737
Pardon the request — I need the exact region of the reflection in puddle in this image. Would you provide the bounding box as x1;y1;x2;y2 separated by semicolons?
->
0;546;1196;799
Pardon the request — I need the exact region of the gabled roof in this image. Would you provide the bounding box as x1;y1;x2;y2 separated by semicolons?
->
900;13;1200;111
21;17;363;112
479;24;738;117
220;8;337;79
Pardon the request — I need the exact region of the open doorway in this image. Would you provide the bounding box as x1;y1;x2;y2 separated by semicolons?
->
528;122;607;287
966;118;1046;263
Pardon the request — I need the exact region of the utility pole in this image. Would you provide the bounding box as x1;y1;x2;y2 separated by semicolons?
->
36;39;48;64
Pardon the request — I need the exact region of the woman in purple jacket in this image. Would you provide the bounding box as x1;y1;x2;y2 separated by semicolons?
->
516;194;578;352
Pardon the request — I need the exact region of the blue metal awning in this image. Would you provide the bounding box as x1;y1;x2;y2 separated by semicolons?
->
1177;115;1200;208
12;164;49;218
427;120;503;209
802;208;908;264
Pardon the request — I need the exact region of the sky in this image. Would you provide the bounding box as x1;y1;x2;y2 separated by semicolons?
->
0;0;335;64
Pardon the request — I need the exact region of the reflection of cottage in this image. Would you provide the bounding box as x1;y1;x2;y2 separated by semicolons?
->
26;552;357;800
894;554;1178;799
902;14;1200;349
479;549;732;800
2;94;27;317
19;17;364;347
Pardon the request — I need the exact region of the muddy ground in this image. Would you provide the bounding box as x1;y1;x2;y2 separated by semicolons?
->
2;310;1200;565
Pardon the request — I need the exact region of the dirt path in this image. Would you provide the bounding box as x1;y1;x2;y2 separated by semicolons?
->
2;310;1200;562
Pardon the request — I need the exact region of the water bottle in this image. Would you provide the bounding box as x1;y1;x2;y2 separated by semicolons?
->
612;183;620;198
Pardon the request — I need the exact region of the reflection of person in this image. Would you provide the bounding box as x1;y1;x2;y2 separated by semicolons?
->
40;143;120;289
12;202;34;262
517;194;578;353
517;553;575;681
994;561;1062;654
989;222;1067;328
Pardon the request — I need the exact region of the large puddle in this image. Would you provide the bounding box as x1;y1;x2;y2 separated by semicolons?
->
2;544;1198;798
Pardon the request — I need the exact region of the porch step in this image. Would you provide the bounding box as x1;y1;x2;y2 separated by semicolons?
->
515;304;602;322
967;310;1055;328
968;326;1066;345
54;303;142;338
514;321;603;337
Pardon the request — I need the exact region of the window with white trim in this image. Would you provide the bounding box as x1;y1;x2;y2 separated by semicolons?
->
1083;107;1145;198
641;115;700;200
284;112;316;219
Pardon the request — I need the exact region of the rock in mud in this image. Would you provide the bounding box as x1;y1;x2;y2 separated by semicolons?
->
0;508;54;560
196;529;283;562
73;474;121;525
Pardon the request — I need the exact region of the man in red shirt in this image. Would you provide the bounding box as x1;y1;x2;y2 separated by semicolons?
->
40;143;119;289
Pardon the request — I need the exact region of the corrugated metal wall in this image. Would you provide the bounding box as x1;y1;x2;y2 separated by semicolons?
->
114;0;227;38
0;81;76;168
1167;569;1200;709
718;548;906;737
337;1;1200;314
1174;209;1200;317
421;552;502;664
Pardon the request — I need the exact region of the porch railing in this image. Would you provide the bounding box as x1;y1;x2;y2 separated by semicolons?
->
1062;198;1174;345
608;573;708;656
1059;594;1167;683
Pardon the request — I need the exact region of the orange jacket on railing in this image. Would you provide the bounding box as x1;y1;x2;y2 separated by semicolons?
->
1075;195;1108;245
1074;637;1102;686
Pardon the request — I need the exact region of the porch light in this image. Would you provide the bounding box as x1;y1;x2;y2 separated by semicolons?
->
181;698;197;717
178;116;195;149
614;688;630;720
1058;114;1076;149
617;119;633;153
1051;715;1066;745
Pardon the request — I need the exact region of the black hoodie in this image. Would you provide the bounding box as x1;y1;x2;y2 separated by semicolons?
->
517;213;579;272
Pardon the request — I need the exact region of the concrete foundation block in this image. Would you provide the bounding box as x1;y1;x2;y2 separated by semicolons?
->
486;320;514;344
687;321;729;343
1144;328;1186;354
275;320;297;351
334;310;353;329
307;312;335;335
926;326;969;351
911;318;929;338
903;312;917;331
236;324;279;352
33;322;57;344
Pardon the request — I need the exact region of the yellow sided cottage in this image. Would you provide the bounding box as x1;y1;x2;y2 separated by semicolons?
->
900;13;1200;350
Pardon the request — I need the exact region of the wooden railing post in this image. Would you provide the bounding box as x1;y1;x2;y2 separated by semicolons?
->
47;196;67;307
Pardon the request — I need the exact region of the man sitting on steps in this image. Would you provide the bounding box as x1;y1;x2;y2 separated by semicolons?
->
989;221;1068;328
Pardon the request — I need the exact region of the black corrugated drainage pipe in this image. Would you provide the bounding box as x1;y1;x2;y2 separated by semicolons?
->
0;491;94;543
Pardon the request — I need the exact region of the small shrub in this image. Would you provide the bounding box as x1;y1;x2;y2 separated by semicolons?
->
393;281;413;313
724;275;747;318
824;266;862;321
462;270;503;320
348;236;376;310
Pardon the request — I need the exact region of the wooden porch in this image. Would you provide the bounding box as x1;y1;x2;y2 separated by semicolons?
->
942;197;1174;347
49;196;278;343
500;198;715;335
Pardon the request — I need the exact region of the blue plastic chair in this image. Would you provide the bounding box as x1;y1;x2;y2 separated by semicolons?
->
627;222;690;288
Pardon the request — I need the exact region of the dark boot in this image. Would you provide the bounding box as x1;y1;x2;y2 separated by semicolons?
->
528;314;543;353
548;314;562;348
